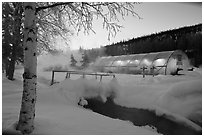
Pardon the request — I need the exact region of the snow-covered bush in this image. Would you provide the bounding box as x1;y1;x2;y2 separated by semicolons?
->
54;77;121;106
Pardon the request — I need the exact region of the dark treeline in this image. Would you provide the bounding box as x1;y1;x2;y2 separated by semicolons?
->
104;24;202;67
2;3;24;80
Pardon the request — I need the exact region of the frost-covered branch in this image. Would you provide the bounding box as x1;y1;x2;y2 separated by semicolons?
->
36;2;141;40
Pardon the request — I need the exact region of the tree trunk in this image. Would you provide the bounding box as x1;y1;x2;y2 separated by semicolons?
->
4;58;10;77
7;43;16;80
16;2;37;134
7;56;15;80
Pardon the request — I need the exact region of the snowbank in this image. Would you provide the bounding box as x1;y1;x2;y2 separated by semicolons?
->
46;76;120;106
156;80;202;124
2;69;158;135
38;70;202;131
2;66;202;134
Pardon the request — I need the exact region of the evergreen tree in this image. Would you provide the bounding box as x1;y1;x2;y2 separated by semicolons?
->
2;3;13;77
80;52;89;68
78;46;84;53
70;54;77;67
7;3;23;80
2;2;25;80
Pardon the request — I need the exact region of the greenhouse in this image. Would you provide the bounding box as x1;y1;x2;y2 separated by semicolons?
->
93;50;191;75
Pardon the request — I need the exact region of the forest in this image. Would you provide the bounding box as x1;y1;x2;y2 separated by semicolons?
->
103;24;202;67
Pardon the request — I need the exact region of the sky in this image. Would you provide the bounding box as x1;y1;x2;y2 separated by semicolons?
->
56;2;202;51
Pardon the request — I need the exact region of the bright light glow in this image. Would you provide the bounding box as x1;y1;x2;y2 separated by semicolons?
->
142;59;151;66
129;60;139;64
123;60;130;65
154;59;165;66
116;60;124;66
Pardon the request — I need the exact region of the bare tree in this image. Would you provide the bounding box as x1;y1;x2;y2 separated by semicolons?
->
37;2;73;53
37;2;141;39
16;2;140;134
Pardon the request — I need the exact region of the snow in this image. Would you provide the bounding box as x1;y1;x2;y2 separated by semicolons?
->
2;69;158;135
2;54;202;134
157;80;201;118
111;74;202;131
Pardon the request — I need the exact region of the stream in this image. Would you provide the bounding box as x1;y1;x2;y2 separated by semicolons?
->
83;97;201;135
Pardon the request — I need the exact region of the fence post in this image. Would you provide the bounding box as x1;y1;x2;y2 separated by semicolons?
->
82;73;85;78
141;66;147;78
152;66;156;77
100;75;102;82
51;71;55;85
65;72;68;79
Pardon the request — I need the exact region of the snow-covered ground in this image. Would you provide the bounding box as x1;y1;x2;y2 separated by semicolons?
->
2;69;159;135
2;54;202;134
